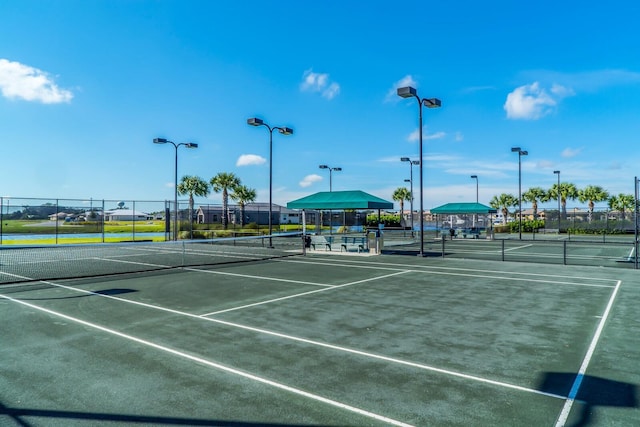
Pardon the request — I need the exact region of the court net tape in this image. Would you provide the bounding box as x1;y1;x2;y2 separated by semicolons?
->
0;233;304;285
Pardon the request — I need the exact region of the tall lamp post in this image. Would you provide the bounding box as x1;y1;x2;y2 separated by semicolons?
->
247;117;293;247
153;138;198;241
318;165;341;192
470;175;478;228
470;175;478;203
554;170;561;234
397;86;441;256
511;147;528;239
401;157;419;234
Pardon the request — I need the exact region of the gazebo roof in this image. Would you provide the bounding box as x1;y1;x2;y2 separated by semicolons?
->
430;202;497;214
287;190;394;210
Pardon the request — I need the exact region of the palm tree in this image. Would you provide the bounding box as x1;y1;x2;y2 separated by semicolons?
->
522;187;546;220
177;175;210;237
547;182;579;220
392;187;411;227
210;172;241;229
230;185;257;227
578;185;609;223
489;193;517;224
608;193;635;221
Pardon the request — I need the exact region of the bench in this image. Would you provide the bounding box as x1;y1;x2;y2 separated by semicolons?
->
461;228;481;239
341;236;367;253
310;235;333;251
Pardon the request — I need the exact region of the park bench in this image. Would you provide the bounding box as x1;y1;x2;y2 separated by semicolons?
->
341;236;367;253
310;235;333;251
461;228;481;239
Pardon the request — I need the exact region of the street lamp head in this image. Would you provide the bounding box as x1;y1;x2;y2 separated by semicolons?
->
153;138;168;144
333;167;342;172
278;127;294;135
400;157;410;162
554;170;560;175
423;98;442;108
471;175;478;179
412;160;419;165
511;147;521;152
247;117;264;126
521;150;528;156
397;86;417;98
404;179;411;183
319;164;328;169
185;143;198;149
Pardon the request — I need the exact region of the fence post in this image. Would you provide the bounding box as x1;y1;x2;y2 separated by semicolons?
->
501;239;505;262
563;240;567;265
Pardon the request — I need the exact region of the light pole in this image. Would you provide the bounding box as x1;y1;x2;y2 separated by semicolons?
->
471;175;478;228
247;117;293;247
470;175;478;203
398;86;441;256
318;165;342;192
511;147;528;239
554;170;561;233
401;157;419;234
153;138;198;241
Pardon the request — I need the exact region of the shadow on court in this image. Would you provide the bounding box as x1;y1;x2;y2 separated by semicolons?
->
538;372;638;426
0;401;336;427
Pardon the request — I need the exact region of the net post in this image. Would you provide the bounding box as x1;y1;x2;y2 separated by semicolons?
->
563;240;567;265
501;239;505;262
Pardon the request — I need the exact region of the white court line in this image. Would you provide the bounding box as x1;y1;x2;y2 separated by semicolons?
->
1;274;565;401
554;279;623;427
198;270;411;316
0;294;413;427
183;267;332;288
288;257;619;284
280;259;615;289
503;243;533;252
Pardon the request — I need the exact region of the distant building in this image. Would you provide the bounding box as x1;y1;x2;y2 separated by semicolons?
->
196;203;302;225
104;209;152;222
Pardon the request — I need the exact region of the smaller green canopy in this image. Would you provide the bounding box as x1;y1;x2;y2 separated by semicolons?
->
431;202;497;214
287;190;394;210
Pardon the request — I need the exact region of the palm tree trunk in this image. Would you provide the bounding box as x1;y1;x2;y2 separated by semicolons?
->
222;190;228;229
189;195;194;239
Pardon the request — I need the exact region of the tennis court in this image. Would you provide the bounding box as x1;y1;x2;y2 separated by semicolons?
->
1;236;638;426
383;232;639;269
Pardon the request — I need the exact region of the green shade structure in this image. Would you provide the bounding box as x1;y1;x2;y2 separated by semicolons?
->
287;190;393;210
430;202;497;215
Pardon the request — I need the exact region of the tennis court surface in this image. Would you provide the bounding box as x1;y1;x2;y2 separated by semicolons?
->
1;237;638;426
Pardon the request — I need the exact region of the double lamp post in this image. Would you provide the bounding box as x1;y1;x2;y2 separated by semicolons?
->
247;117;294;247
153;138;198;240
397;86;441;256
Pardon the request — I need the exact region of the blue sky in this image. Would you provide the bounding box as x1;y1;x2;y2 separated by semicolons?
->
2;1;640;210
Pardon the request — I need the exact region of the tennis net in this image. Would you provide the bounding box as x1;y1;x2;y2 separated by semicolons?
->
0;233;304;285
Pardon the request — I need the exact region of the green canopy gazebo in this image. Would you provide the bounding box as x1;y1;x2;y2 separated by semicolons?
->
430;202;497;215
287;190;394;232
431;202;497;234
287;190;394;210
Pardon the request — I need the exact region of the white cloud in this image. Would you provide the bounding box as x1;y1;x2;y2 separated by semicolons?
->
300;69;340;99
504;81;574;120
236;154;265;166
561;147;583;158
386;74;418;102
454;132;464;142
425;131;446;141
0;58;73;103
299;174;323;188
407;128;446;142
504;82;555;119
